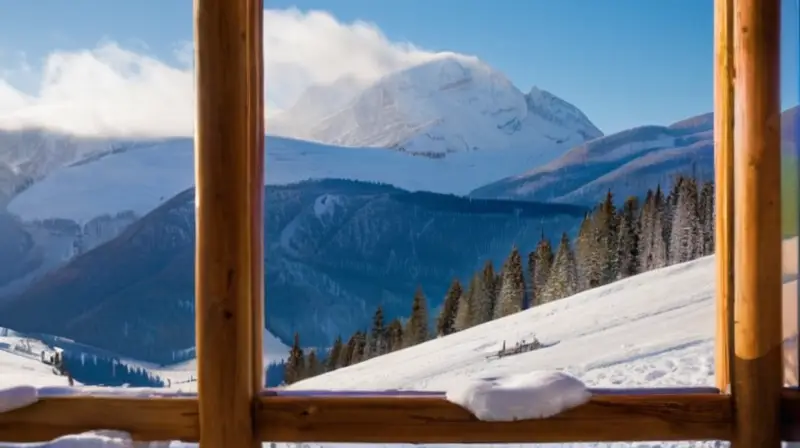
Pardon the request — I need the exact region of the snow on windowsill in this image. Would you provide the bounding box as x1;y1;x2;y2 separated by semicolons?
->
0;375;590;446
0;385;175;448
445;370;592;421
0;430;171;447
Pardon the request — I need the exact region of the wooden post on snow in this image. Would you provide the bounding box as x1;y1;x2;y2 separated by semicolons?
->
713;0;734;393
731;0;782;446
194;0;260;446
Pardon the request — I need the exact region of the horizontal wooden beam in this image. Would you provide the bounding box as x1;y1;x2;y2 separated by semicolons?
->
0;390;740;443
0;396;198;443
257;393;732;443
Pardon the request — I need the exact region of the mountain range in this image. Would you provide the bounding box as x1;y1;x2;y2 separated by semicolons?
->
471;108;800;205
0;51;795;363
0;54;604;320
0;129;134;207
269;54;602;155
0;180;587;362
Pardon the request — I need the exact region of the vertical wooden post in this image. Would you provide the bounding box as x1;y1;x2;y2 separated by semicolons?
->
732;0;782;446
714;0;735;394
194;0;258;446
249;0;266;393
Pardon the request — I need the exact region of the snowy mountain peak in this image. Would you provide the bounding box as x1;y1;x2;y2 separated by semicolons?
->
269;53;603;158
524;86;603;141
378;53;513;100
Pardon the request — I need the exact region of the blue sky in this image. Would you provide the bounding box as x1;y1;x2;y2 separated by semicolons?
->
0;0;797;134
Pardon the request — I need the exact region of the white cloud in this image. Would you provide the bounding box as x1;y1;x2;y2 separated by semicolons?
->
0;8;437;138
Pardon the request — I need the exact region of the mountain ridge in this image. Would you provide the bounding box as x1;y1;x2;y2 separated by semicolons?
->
269;53;603;155
0;179;587;363
470;107;799;205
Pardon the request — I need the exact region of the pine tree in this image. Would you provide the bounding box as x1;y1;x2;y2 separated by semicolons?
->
494;246;526;318
527;249;537;306
670;177;702;264
386;318;404;352
348;331;367;365
616;196;640;279
284;333;305;384
542;232;578;302
663;178;684;261
493;271;503;307
650;186;669;268
403;286;430;347
436;279;462;337
357;331;368;361
306;349;321;377
595;190;619;284
454;274;477;331
472;261;497;325
326;335;343;372
362;333;375;361
531;233;554;306
699;181;716;255
637;189;655;270
339;333;358;367
583;203;608;289
369;306;387;356
574;213;594;292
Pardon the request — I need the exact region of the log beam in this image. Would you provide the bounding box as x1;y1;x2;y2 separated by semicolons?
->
0;391;733;443
713;0;735;394
257;393;732;443
248;0;266;393
194;0;260;445
0;397;198;443
731;0;783;446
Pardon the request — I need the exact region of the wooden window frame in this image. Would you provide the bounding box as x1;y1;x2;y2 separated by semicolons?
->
0;0;790;447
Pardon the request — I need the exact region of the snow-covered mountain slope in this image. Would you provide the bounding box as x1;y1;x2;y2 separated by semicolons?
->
130;329;291;390
0;129;119;206
0;325;288;393
471;107;800;205
269;53;603;156
289;238;800;394
2;243;798;448
289;237;800;395
0;328;76;388
0;212;138;299
0;180;586;363
149;328;290;374
8;135;588;224
470;113;716;205
288;255;719;392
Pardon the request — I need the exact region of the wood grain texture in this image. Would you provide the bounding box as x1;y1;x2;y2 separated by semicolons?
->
713;0;735;394
0;390;770;443
194;0;258;445
256;394;733;443
248;0;266;394
0;397;198;442
731;0;783;447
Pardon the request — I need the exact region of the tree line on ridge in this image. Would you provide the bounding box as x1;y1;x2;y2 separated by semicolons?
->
278;175;715;385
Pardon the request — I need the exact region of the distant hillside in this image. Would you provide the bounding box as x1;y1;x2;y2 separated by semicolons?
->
470;106;799;206
0;179;587;363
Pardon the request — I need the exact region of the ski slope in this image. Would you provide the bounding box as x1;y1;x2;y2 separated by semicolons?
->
7;134;578;223
132;329;291;388
0;332;74;389
289;256;718;392
289;237;798;394
2;245;799;447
